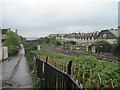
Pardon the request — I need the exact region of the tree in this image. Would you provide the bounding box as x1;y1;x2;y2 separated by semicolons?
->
4;31;20;46
50;40;61;46
91;40;111;53
4;31;20;56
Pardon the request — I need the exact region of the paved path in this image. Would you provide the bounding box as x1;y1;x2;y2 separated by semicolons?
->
2;44;33;88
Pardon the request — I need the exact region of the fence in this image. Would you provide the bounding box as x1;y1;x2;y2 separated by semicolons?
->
35;55;82;89
29;52;115;89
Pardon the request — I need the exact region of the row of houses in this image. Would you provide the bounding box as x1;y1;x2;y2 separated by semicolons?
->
56;28;120;46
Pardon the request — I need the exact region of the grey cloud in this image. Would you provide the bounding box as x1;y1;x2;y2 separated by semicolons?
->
1;0;118;37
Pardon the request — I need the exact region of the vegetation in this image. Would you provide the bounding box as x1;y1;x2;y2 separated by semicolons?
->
20;36;26;43
50;40;61;46
63;41;76;45
4;31;20;56
23;36;119;88
37;37;49;44
112;37;120;57
89;40;111;53
25;53;41;88
23;42;37;52
32;50;119;88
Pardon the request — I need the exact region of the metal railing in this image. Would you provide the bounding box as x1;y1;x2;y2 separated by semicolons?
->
35;57;82;89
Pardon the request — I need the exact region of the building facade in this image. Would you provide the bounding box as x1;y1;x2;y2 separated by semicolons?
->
56;31;99;46
97;29;119;44
1;28;11;43
0;28;9;61
0;29;2;61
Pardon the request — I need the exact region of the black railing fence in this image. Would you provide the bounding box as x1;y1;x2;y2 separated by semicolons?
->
35;56;82;90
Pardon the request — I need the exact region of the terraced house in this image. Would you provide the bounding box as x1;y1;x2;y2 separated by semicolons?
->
56;27;119;46
56;31;99;46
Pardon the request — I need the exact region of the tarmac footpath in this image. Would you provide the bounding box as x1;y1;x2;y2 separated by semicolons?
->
2;45;33;88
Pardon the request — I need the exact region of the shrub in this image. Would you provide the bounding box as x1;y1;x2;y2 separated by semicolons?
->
23;42;37;52
8;45;18;56
4;31;20;56
90;40;111;53
64;41;76;45
50;40;61;46
112;37;120;56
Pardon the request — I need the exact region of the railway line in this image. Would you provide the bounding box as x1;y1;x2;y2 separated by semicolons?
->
42;46;120;62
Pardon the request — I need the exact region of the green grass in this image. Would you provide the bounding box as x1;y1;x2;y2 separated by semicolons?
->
32;50;119;88
25;53;42;88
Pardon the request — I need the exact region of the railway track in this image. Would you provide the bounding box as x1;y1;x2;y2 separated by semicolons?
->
42;46;120;62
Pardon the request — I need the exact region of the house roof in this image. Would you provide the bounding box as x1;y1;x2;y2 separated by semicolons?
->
2;29;10;34
97;29;119;38
109;30;119;37
62;32;99;39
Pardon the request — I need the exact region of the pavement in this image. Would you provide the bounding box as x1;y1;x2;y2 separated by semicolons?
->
2;44;33;88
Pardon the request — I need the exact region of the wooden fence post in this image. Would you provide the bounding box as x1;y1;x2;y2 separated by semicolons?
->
41;56;43;61
78;65;81;86
109;79;114;88
52;59;54;66
96;73;102;89
54;59;56;67
71;65;74;77
66;62;68;73
60;60;62;70
50;58;52;65
82;67;86;88
58;60;60;69
73;64;76;81
62;61;64;71
89;69;92;89
44;56;46;62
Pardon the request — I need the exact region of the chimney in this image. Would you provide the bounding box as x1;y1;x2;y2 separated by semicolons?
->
16;29;18;34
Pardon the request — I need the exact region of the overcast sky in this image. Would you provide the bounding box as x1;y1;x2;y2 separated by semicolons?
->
0;0;119;37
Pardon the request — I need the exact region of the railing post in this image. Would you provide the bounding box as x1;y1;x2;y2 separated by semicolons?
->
67;60;72;75
46;56;48;63
67;60;72;89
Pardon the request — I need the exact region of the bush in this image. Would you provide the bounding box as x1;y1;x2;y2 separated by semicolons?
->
90;40;111;53
23;42;37;52
8;45;18;56
64;41;76;45
50;40;61;46
4;31;20;56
